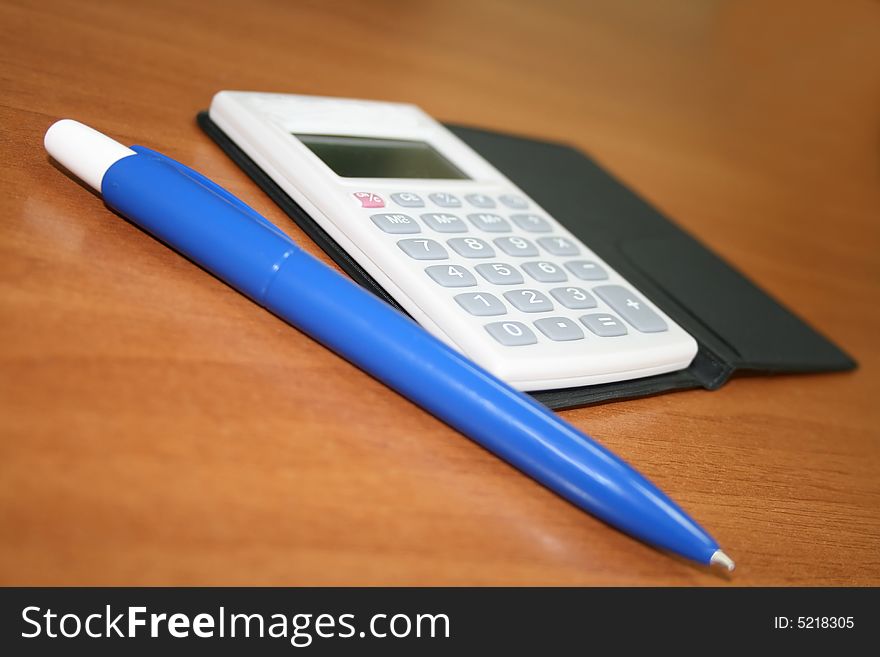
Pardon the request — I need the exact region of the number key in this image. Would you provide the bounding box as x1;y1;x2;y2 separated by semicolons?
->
485;321;537;346
454;292;506;316
424;264;476;287
447;237;495;258
493;236;539;257
475;262;524;285
549;286;597;309
397;238;448;260
503;289;553;313
521;261;567;283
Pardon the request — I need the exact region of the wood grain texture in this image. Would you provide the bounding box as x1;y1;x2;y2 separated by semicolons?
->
1;0;878;586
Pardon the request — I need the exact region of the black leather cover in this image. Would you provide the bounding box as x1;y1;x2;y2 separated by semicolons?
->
197;112;856;410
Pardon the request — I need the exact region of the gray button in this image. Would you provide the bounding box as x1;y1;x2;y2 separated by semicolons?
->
510;213;551;233
565;260;608;280
454;292;507;316
499;194;529;209
467;213;511;233
503;289;554;313
370;213;420;234
429;192;461;208
549;286;597;309
424;264;476;287
391;192;425;208
421;213;468;233
465;193;496;208
580;313;628;337
534;317;584;341
493;236;539;257
521;261;568;283
537;236;579;255
447;237;495;258
397;238;448;260
485;321;537;346
593;285;668;333
475;262;524;285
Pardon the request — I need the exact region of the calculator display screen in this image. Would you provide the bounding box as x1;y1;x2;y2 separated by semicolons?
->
295;134;470;179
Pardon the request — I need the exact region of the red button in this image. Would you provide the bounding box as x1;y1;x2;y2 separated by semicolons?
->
353;192;384;208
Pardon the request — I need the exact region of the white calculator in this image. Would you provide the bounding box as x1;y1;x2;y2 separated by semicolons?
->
209;92;697;391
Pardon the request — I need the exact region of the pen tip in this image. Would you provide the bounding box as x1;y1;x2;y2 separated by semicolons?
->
710;549;736;572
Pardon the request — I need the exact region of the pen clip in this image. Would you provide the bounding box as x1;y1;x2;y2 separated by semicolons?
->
130;145;294;242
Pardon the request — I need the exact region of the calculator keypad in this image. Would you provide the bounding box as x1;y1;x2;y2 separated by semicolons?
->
374;191;673;353
220;90;697;389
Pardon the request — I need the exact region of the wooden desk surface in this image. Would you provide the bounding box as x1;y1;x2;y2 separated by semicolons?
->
1;0;878;586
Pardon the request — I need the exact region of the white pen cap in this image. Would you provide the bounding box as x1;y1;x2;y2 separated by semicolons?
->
44;119;136;193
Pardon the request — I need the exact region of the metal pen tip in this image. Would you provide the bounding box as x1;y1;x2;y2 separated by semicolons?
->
710;549;736;572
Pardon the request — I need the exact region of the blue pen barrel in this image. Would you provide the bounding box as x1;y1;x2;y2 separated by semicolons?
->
101;149;719;565
103;149;294;303
264;251;719;564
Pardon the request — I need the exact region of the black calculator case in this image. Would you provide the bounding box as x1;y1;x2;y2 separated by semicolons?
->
197;112;856;410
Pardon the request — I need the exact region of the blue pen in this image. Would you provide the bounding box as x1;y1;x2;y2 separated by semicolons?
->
44;119;735;571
